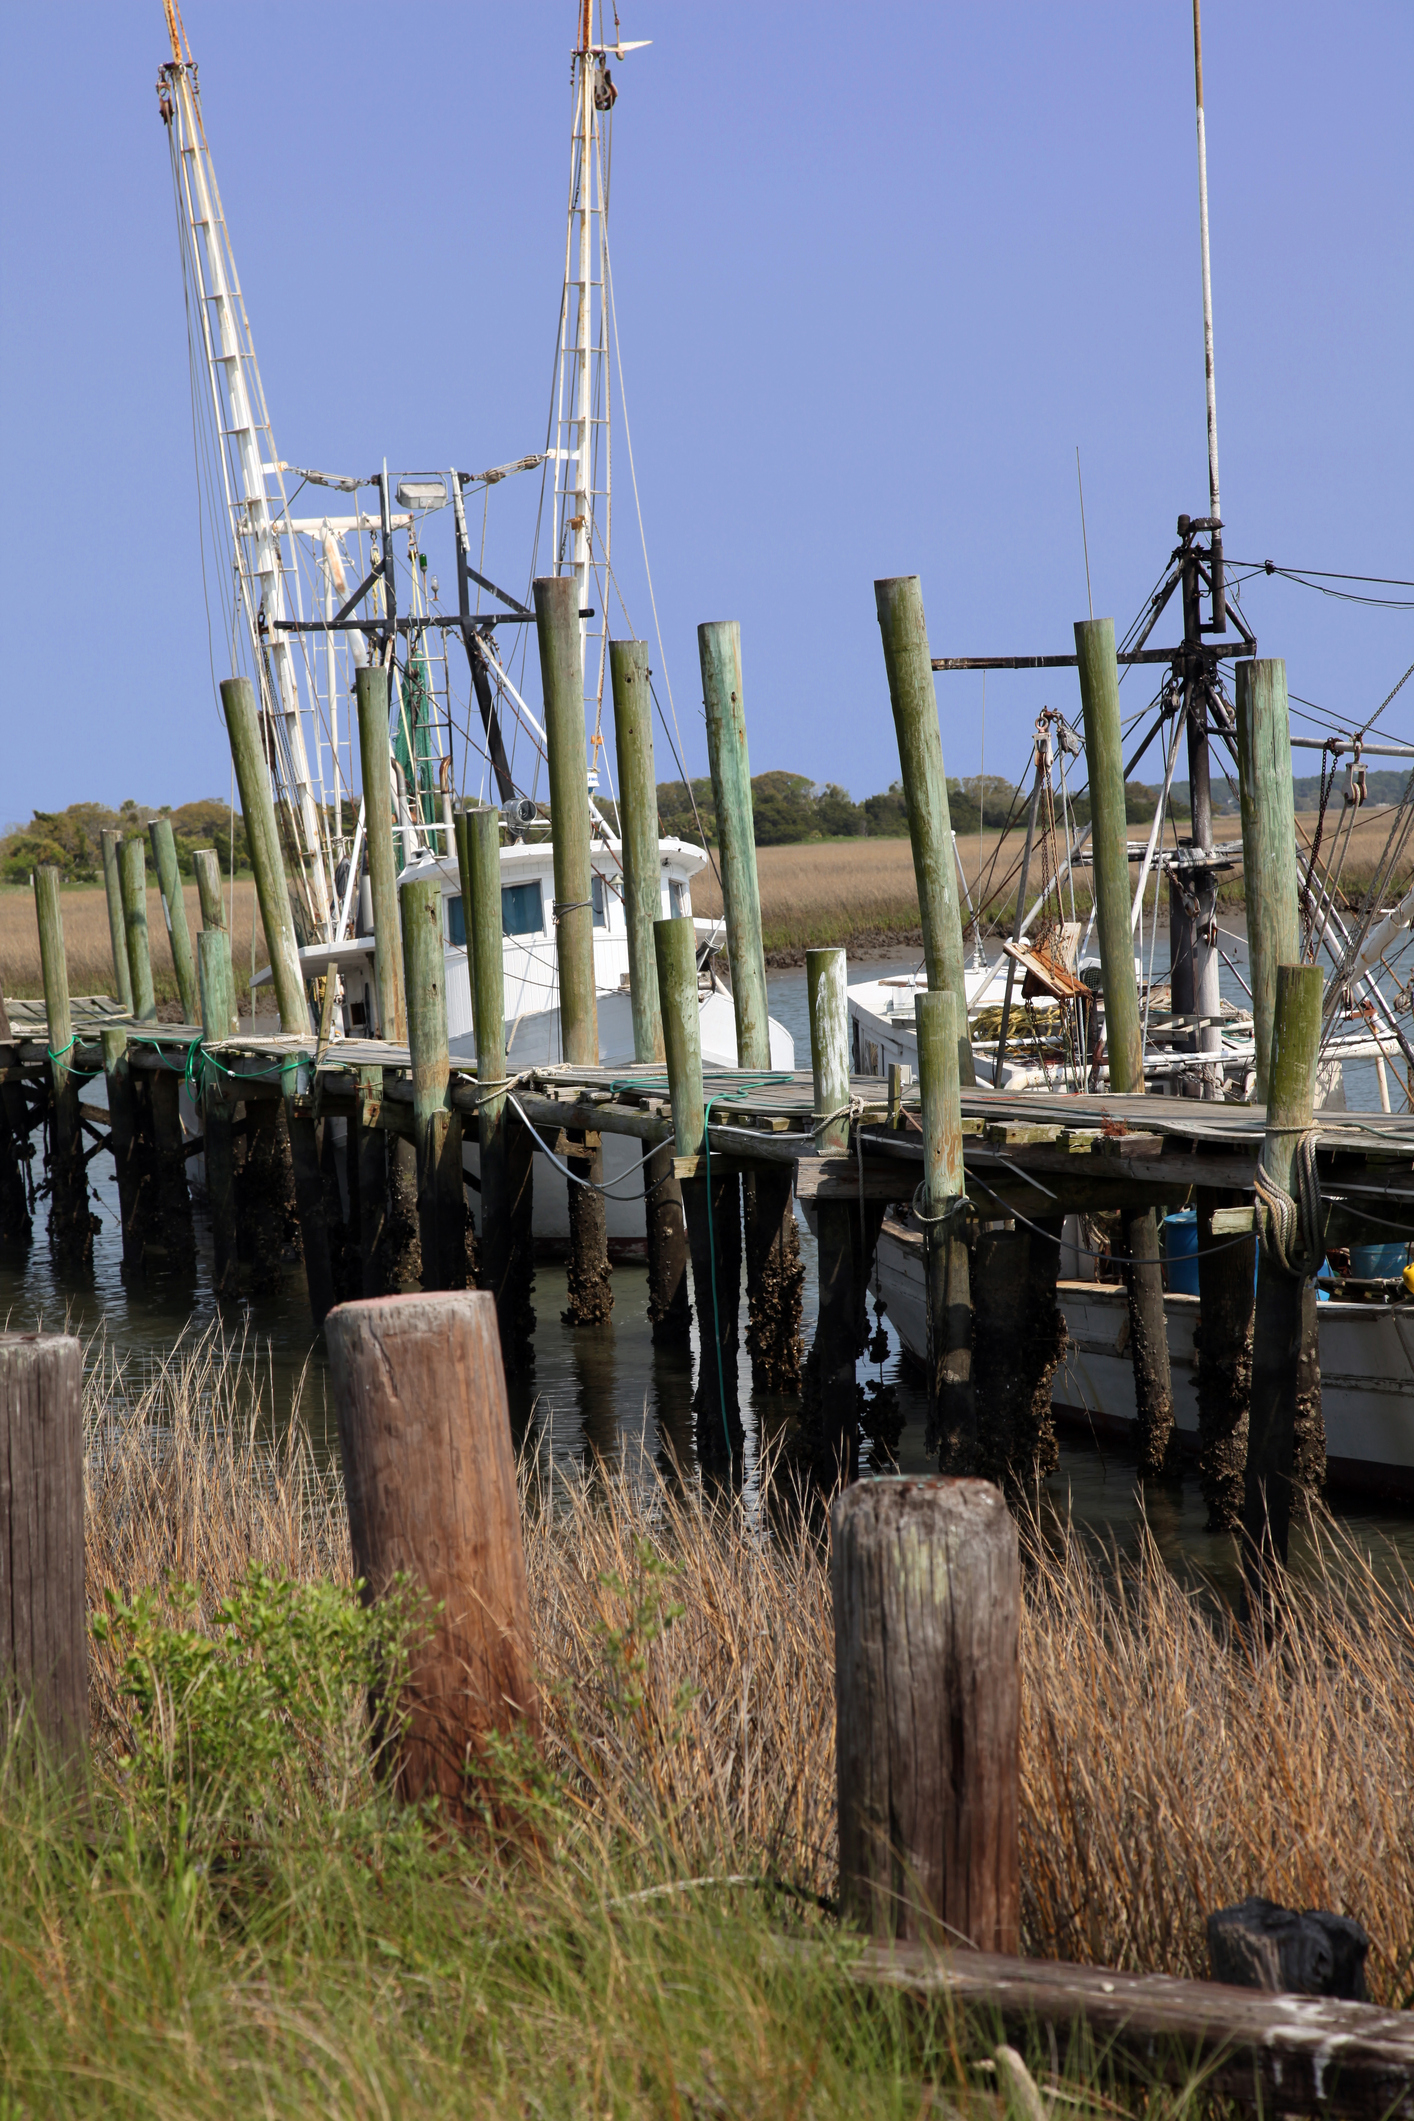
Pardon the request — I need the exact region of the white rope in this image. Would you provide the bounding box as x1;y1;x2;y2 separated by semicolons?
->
1253;1128;1325;1280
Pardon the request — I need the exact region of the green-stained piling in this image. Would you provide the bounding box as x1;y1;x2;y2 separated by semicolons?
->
118;837;156;1023
355;666;406;1045
222;676;309;1036
99;829;133;1013
656;914;740;1460
192;848;227;933
803;948;866;1481
400;874;465;1294
33;867;90;1262
148;816;199;1023
198;927;239;1295
1235;659;1301;1105
915;989;974;1468
1243;962;1327;1614
874;576;975;1087
537;574;611;1326
611;640;691;1346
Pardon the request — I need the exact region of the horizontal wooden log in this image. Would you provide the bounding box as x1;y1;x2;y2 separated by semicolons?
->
843;1942;1414;2117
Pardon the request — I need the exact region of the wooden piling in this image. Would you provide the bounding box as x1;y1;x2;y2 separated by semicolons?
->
536;574;611;1325
192;847;227;932
874;577;975;1087
99;1027;145;1271
0;994;32;1255
456;806;535;1365
915;990;975;1469
699;620;804;1389
117;836;156;1022
0;1333;87;1767
33;868;90;1263
832;1476;1020;1952
354;1065;388;1297
1194;1190;1256;1531
148;816;199;1023
99;828;133;1013
610;640;692;1346
1075;616;1174;1475
197;928;239;1296
355;666;407;1044
1242;962;1325;1606
222;675;310;1036
400;874;465;1293
803;948;862;1480
324;1291;540;1820
1235;659;1300;1104
655;913;740;1459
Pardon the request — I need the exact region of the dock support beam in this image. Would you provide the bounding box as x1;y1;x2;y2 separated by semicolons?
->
915;990;974;1469
656;913;740;1464
197;928;239;1295
803;948;869;1482
458;805;535;1367
148;816;199;1024
34;868;91;1265
400;874;465;1294
699;619;802;1390
1075;616;1175;1479
537;575;611;1327
1243;963;1325;1620
874;576;975;1087
611;639;691;1345
99;829;133;1013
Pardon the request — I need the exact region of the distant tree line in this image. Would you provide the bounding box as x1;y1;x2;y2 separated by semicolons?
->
0;800;250;886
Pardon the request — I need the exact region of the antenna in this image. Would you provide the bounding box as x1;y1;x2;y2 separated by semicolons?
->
1192;0;1225;626
1076;446;1094;622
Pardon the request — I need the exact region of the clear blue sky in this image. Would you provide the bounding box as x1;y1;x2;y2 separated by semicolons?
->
2;1;1409;826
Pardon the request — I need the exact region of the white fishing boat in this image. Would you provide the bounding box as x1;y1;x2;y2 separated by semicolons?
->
870;1207;1414;1502
160;0;793;1252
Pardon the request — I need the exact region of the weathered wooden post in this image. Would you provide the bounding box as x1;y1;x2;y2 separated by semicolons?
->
610;639;690;1345
803;947;861;1481
0;993;32;1255
874;576;975;1087
148;816;199;1023
1191;657;1308;1530
915;989;975;1468
832;1477;1020;1951
99;1025;145;1271
400;874;465;1294
197;927;239;1295
222;676;309;1036
536;574;611;1326
1242;962;1325;1611
355;665;417;1283
456;805;535;1366
33;868;91;1262
118;835;157;1022
655;913;740;1459
0;1334;87;1767
192;847;228;931
1075;616;1175;1479
325;1291;540;1821
699;619;803;1391
99;828;133;1013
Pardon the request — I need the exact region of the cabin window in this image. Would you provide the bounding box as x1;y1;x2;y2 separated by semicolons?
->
592;873;607;928
501;879;544;937
669;878;688;918
446;894;467;947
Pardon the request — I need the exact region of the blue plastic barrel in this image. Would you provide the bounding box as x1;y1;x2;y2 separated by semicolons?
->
1348;1240;1411;1280
1162;1209;1200;1296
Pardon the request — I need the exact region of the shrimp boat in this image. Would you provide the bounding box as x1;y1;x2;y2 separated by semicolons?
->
159;2;792;1245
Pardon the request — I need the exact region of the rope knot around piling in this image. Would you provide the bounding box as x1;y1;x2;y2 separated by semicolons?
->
811;1094;866;1146
1253;1128;1325;1281
552;898;593;924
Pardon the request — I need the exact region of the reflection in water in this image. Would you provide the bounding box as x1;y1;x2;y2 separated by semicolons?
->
1;956;1409;1590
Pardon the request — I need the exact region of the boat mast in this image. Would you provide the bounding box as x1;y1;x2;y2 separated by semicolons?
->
159;1;334;934
1192;0;1224;626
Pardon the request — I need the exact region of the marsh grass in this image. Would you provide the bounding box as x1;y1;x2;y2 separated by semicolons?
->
0;878;268;1006
0;1329;1409;2114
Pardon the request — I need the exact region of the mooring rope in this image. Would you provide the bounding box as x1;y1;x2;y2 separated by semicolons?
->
1252;1127;1325;1281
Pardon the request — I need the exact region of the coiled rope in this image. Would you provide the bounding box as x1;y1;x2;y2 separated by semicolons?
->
1252;1127;1325;1281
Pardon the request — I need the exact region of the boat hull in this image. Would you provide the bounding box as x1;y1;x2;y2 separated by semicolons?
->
873;1215;1414;1502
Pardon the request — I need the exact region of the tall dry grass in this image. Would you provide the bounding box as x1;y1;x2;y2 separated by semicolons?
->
80;1328;1414;2006
0;879;268;1005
